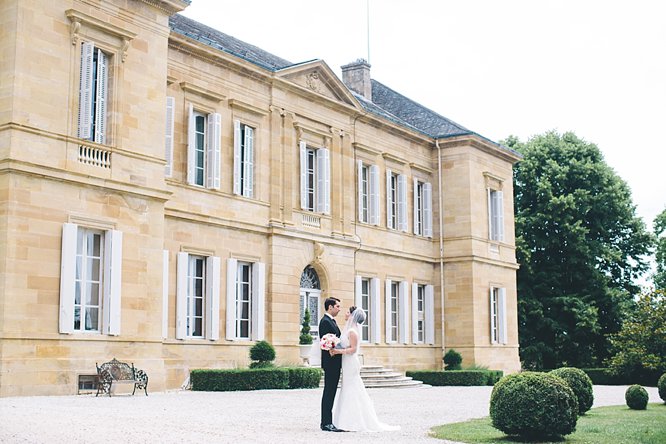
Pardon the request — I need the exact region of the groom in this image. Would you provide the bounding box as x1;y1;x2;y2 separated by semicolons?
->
319;297;343;432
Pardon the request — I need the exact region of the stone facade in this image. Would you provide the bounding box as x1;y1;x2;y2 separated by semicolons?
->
0;0;521;396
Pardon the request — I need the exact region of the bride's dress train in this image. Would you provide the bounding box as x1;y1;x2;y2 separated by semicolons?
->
332;331;400;432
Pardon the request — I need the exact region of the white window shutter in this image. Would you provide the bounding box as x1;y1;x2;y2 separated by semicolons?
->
205;256;220;341
411;282;419;344
299;140;308;209
355;275;362;307
496;191;505;241
399;281;409;344
103;229;122;336
357;160;363;222
398;174;408;232
316;148;330;214
371;277;381;344
425;284;435;344
424;182;433;238
499;287;507;344
490;288;497;344
162;250;169;340
385;169;392;227
206;112;221;190
176;252;189;339
251;262;266;341
233;120;242;195
413;178;419;234
385;279;392;343
244;125;254;197
226;258;238;340
77;42;94;140
186;104;196;185
59;223;78;334
93;48;108;144
165;97;175;177
370;165;379;225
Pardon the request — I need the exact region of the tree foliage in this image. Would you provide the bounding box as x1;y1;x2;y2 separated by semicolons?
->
653;209;666;290
506;131;653;369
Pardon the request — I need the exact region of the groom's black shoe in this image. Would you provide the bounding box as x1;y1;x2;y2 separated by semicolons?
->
321;424;344;432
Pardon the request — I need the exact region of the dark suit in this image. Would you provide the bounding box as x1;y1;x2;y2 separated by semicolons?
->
319;314;342;427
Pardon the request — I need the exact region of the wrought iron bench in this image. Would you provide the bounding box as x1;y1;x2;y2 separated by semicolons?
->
96;358;148;397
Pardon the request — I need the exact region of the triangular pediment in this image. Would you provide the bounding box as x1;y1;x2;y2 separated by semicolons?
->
277;60;360;108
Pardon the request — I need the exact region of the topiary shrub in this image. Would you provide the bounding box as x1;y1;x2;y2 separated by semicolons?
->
625;384;649;410
249;340;276;368
658;373;666;403
490;372;578;440
443;349;462;370
550;367;594;414
299;309;313;345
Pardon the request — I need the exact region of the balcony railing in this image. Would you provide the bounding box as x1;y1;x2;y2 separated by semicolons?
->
302;213;321;228
79;145;111;169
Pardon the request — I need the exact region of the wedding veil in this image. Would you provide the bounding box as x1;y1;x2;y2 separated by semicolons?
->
344;307;366;334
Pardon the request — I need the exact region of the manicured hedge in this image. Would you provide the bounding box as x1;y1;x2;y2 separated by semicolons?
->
190;367;322;392
406;369;503;386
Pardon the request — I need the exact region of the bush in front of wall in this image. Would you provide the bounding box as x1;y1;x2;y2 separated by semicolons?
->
550;367;594;414
287;367;322;389
190;368;289;392
299;309;313;345
249;340;276;368
625;384;649;410
443;349;462;370
406;369;503;386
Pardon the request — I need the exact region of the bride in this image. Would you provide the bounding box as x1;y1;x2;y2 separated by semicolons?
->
330;306;400;432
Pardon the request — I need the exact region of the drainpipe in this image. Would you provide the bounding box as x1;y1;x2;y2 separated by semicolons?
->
436;139;446;365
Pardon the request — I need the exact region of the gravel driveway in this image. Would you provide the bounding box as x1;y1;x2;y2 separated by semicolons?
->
0;385;660;443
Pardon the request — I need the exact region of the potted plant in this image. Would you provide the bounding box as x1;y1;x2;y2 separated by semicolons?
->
299;309;314;365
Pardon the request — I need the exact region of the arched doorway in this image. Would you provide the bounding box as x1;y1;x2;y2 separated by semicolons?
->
300;265;321;339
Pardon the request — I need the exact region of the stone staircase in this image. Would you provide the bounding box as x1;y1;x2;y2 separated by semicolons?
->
320;364;425;389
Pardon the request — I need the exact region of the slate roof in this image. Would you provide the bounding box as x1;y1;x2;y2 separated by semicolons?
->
169;14;515;154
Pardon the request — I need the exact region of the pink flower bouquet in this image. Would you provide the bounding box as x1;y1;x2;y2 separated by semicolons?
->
319;333;340;351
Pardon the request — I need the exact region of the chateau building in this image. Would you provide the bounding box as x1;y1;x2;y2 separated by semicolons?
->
0;0;521;396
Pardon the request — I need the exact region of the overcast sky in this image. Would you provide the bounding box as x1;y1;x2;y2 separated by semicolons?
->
181;0;666;231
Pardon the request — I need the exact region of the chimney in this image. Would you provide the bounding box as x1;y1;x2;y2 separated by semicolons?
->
341;59;372;100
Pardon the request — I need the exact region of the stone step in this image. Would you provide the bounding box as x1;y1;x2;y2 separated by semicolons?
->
319;365;424;389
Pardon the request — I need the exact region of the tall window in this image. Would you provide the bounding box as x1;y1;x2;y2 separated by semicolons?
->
488;189;504;241
78;42;109;144
176;253;220;340
414;179;433;237
355;276;380;343
490;287;507;344
358;161;379;225
300;141;330;214
300;266;321;338
360;278;371;341
187;104;221;189
234;120;254;197
226;258;265;341
389;282;399;342
386;170;407;231
385;280;407;343
413;284;425;343
59;224;123;335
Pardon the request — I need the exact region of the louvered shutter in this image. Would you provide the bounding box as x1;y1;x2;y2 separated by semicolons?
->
299;140;308;209
371;277;381;343
244;125;254;197
226;258;238;340
424;182;433;237
425;284;435;344
165;97;175;177
206;112;221;190
370;165;379;225
398;174;408;231
93;48;108;144
251;262;266;341
206;256;220;340
399;281;409;344
103;229;122;336
499;287;507;344
186;104;196;185
162;250;169;339
77;42;94;140
386;169;392;227
495;191;505;241
357;160;363;222
176;252;188;339
59;223;78;334
355;275;362;307
233;120;242;195
490;288;497;344
411;282;419;344
385;279;392;342
413;178;419;234
316;148;330;214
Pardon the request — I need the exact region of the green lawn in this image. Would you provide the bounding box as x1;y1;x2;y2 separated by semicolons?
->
430;403;666;444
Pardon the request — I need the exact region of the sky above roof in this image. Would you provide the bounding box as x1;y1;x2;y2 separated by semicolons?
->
180;0;666;236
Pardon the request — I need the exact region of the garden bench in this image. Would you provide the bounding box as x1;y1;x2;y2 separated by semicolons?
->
96;358;148;397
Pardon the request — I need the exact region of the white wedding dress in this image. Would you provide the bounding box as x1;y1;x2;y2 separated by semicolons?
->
332;330;400;432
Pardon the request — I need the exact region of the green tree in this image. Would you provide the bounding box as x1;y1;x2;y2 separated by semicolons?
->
653;209;666;290
607;289;666;380
506;131;653;369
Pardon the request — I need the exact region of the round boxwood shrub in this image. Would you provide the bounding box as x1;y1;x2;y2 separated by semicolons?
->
490;372;578;440
625;384;649;410
658;373;666;403
550;367;594;414
443;349;462;370
249;340;276;365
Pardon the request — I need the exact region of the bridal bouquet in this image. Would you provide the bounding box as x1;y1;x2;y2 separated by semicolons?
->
319;333;340;351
